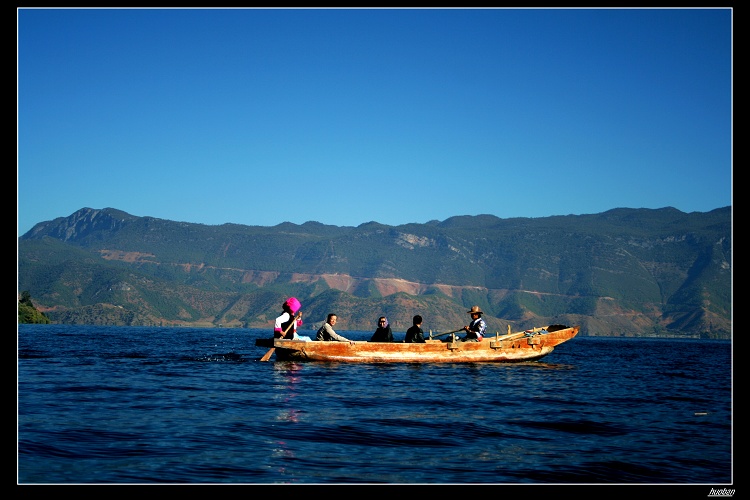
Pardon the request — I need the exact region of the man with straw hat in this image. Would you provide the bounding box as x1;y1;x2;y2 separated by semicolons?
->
460;305;487;342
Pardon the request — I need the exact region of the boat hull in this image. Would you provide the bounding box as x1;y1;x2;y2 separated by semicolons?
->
256;326;579;363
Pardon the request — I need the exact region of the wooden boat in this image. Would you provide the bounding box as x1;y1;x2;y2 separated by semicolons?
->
255;324;579;363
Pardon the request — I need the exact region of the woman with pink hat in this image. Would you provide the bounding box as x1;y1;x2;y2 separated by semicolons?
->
274;297;303;339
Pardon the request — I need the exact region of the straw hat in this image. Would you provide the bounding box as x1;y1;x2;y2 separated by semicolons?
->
467;306;483;315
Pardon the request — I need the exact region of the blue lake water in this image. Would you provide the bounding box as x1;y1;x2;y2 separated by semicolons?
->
17;324;733;488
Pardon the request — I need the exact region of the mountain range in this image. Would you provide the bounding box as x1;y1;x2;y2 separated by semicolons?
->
17;206;732;338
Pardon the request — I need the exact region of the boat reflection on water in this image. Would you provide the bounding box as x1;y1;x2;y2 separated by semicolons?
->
270;362;305;477
273;361;304;423
513;361;575;370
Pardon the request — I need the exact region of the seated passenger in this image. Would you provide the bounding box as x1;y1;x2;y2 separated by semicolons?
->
404;315;426;343
369;316;394;342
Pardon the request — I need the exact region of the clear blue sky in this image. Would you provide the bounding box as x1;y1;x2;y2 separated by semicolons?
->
17;7;732;237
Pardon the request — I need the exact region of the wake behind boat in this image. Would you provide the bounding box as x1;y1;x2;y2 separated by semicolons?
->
255;324;579;363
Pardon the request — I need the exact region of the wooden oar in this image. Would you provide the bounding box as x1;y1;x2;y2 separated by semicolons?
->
429;328;464;339
491;325;551;342
493;331;527;342
259;312;301;362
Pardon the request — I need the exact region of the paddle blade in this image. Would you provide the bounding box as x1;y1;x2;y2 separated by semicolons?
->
259;348;275;362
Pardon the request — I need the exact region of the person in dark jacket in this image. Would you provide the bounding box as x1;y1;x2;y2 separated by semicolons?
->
404;315;425;343
369;316;394;342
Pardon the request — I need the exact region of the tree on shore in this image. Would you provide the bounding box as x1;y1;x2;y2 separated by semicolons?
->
18;291;50;324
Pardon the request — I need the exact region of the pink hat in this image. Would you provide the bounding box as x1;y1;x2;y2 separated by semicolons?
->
285;297;301;314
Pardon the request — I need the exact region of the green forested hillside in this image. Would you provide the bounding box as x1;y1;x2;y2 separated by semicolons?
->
18;206;731;338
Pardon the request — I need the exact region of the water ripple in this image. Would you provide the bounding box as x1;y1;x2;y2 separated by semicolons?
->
18;326;733;485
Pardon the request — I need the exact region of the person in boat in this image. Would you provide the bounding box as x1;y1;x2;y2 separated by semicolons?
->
404;315;426;343
274;297;303;339
459;306;487;342
315;313;354;344
369;316;394;342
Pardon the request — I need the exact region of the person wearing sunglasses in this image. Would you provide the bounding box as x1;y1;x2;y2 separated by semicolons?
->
369;316;394;342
